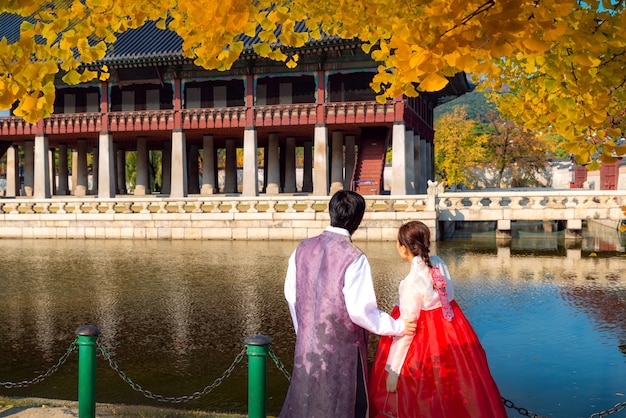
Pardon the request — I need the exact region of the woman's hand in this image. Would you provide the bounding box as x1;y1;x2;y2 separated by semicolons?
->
386;371;399;392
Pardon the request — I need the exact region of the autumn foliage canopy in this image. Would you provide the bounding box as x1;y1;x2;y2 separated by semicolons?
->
1;0;626;166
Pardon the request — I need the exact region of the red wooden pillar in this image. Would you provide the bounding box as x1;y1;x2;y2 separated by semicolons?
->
394;95;405;122
35;119;44;135
245;74;254;127
316;70;326;125
173;78;182;129
99;81;109;131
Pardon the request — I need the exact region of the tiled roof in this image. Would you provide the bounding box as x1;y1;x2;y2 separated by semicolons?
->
102;20;184;64
0;12;34;43
0;12;345;67
0;11;471;98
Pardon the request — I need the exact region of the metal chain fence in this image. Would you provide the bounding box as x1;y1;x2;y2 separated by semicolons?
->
589;400;626;418
0;339;77;389
502;397;544;417
0;334;624;418
268;347;291;381
96;339;246;403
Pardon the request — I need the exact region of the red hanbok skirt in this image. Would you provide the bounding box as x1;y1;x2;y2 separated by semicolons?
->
368;302;508;418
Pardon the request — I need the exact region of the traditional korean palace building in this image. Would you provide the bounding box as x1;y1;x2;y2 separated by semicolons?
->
0;15;471;199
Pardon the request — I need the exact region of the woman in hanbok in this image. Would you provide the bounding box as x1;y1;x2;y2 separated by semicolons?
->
368;221;508;418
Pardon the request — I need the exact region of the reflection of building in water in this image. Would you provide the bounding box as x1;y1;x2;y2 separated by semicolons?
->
447;247;626;356
241;283;264;338
33;280;55;362
584;221;626;252
166;284;192;359
447;247;624;288
94;269;120;351
558;272;626;355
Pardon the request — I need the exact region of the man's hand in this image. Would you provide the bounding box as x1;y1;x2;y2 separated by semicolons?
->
403;318;417;335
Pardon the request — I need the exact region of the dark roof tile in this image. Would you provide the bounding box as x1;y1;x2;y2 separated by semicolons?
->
0;12;344;66
101;21;184;63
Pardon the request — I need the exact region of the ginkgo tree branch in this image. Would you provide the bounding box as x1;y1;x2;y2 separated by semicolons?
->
0;0;625;170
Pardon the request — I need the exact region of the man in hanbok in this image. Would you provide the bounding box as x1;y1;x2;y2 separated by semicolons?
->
279;190;416;418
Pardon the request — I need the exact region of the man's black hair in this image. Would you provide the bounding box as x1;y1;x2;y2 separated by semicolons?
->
329;190;365;235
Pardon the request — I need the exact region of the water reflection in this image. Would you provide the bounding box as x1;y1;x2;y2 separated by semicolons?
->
0;233;624;418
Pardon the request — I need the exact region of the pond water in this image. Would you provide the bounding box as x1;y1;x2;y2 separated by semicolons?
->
0;227;624;418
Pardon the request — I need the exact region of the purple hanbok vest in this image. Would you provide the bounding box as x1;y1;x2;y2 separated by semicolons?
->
279;231;368;418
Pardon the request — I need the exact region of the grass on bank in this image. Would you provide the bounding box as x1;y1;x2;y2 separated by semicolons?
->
0;396;250;417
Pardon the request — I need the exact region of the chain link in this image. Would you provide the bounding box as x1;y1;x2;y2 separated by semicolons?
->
502;397;545;418
268;347;291;381
0;339;78;389
589;400;626;418
96;339;245;403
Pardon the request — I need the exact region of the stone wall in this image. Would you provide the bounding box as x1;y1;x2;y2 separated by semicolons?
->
0;187;623;241
0;195;436;241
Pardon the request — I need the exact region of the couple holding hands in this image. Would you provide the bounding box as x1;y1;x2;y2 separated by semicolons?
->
279;190;507;418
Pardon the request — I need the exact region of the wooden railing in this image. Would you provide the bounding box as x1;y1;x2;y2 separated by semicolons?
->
0;101;398;137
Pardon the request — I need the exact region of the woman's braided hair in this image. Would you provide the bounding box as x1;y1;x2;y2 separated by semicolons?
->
398;221;433;268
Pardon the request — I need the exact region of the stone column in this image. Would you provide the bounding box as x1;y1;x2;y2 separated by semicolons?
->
57;143;69;195
266;132;280;194
242;127;258;196
170;129;188;198
74;138;88;197
116;147;126;194
98;132;116;198
33;134;50;198
391;121;408;195
161;140;171;194
262;146;269;193
313;125;329;196
134;136;149;195
330;130;344;194
187;144;200;194
6;145;18;197
71;151;78;194
404;128;415;194
419;138;427;194
413;134;422;194
224;139;237;194
201;135;215;195
428;140;435;183
302;139;313;193
23;140;34;196
48;148;56;196
283;136;296;193
343;134;356;190
91;146;99;195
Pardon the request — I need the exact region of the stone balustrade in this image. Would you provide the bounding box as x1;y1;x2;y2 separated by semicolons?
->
0;188;623;240
438;189;625;231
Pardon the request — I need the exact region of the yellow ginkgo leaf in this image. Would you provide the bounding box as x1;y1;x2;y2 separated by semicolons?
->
62;69;81;85
419;72;449;92
522;38;550;53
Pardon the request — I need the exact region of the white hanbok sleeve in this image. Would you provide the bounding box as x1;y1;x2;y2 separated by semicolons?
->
284;250;298;333
385;278;422;375
343;254;405;336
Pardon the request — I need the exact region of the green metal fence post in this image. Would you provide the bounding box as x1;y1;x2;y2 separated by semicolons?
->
75;325;101;418
245;334;272;418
